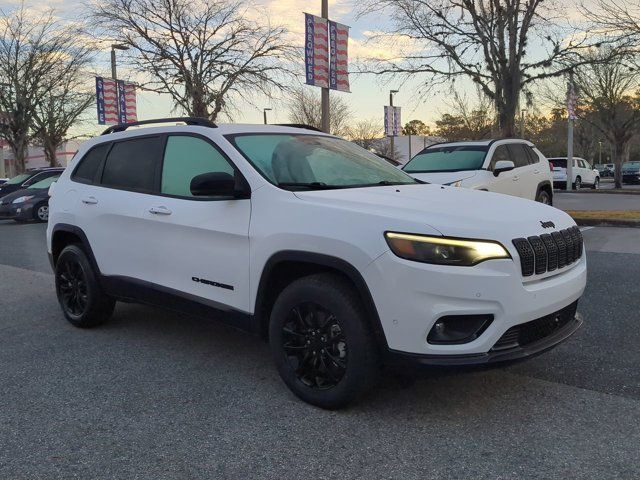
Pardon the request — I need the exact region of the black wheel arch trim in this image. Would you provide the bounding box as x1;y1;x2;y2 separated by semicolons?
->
536;180;553;202
255;250;388;349
50;224;102;276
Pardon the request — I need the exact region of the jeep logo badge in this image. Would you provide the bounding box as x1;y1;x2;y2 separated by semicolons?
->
540;220;555;229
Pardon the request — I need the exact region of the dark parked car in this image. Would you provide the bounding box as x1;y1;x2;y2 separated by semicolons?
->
0;167;64;199
0;173;60;222
622;161;640;184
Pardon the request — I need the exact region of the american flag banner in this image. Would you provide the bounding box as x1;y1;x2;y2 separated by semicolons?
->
117;80;127;124
304;13;329;89
123;83;138;123
95;77;119;125
329;21;350;92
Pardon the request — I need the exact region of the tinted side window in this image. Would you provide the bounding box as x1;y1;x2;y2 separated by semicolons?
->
489;145;511;170
101;137;162;192
507;144;530;168
525;146;540;164
73;144;110;183
161;136;234;197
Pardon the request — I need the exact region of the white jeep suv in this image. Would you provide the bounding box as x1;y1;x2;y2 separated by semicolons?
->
403;139;554;204
47;118;586;408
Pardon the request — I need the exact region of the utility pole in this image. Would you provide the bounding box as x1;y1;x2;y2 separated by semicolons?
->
263;108;272;125
321;0;330;134
111;44;129;123
599;141;603;165
566;71;575;191
390;89;399;161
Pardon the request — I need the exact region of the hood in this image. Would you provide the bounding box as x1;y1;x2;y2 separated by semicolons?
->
293;184;575;248
0;187;48;205
405;170;478;185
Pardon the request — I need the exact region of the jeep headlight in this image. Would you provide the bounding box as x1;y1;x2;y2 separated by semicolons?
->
385;232;511;266
12;195;34;204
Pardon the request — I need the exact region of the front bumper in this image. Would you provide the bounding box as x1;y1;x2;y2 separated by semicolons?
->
364;250;587;358
384;307;582;367
0;202;34;220
622;174;640;183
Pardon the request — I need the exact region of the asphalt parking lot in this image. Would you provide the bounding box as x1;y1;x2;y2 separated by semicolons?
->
1;221;639;479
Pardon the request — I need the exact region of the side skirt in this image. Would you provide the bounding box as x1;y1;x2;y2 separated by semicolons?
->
101;275;256;334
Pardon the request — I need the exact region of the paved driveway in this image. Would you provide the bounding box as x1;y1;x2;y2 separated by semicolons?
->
1;222;639;479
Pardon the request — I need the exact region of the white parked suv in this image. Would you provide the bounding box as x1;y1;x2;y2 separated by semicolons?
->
403;139;554;204
550;157;600;190
46;118;587;408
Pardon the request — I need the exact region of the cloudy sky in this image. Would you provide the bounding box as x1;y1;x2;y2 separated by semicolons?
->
2;0;589;134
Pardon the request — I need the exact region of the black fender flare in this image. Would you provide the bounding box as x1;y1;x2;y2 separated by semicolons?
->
536;180;553;204
254;250;388;348
50;223;102;276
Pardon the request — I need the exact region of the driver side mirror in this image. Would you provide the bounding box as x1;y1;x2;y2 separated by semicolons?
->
190;172;250;198
493;160;515;177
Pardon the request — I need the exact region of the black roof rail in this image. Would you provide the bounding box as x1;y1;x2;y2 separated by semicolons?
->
275;123;324;133
101;117;217;135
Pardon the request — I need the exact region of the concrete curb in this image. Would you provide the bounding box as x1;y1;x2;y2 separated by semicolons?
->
555;189;640;195
572;218;640;228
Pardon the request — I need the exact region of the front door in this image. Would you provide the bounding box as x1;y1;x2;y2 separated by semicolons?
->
487;145;522;197
141;134;251;313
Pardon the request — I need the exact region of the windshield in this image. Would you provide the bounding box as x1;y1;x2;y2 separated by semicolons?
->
28;175;60;189
5;173;31;185
403;145;488;173
227;134;417;189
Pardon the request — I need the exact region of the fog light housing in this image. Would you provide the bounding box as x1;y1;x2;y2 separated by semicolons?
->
427;314;493;345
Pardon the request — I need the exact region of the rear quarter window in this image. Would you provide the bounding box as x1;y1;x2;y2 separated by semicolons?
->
72;143;111;184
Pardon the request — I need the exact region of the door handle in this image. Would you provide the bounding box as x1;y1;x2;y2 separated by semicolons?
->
533;169;540;174
81;196;98;205
512;176;519;181
149;206;172;215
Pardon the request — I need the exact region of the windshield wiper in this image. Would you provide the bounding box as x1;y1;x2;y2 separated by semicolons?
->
277;182;341;190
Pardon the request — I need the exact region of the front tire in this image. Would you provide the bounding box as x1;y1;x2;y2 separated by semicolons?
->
269;273;379;409
591;177;599;190
55;245;115;328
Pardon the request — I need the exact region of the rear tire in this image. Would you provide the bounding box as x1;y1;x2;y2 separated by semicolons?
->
269;273;379;409
33;202;48;222
573;176;582;190
55;245;115;328
535;189;552;205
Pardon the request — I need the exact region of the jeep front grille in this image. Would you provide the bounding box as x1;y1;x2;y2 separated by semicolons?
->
512;227;583;277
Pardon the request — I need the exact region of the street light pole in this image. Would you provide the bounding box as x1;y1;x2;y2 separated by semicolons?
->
566;71;575;191
110;44;129;123
599;141;603;165
321;0;330;134
263;108;272;125
389;89;399;161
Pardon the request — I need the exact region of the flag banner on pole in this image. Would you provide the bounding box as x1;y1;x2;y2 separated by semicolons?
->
384;106;393;136
123;83;137;123
304;13;329;88
117;80;127;124
98;77;119;125
329;21;350;92
393;107;401;136
95;77;106;125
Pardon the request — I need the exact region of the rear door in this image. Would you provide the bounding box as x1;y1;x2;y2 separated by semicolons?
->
75;135;165;280
140;134;251;313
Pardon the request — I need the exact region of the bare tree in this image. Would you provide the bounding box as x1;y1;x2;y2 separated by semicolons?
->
358;0;607;137
584;0;640;48
34;71;94;166
348;119;383;150
574;49;640;188
0;6;90;173
91;0;294;121
287;88;353;137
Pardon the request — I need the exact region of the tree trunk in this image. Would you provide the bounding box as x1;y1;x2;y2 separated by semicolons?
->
43;138;58;167
612;140;626;189
11;140;28;174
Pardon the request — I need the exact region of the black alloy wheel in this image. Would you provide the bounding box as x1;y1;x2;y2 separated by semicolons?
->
282;302;347;389
57;254;89;317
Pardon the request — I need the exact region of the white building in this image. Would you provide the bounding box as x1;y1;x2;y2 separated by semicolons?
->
0;140;83;178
